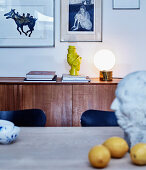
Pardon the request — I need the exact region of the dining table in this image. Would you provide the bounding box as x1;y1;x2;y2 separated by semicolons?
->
0;127;145;170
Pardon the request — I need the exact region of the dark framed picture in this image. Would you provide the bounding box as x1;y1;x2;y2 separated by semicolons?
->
0;0;55;47
113;0;140;9
60;0;102;42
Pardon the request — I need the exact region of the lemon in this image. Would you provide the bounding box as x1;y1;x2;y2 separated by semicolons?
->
130;143;146;165
88;145;111;168
103;137;129;158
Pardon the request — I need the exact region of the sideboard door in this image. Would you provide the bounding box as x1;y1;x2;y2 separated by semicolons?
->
18;84;72;127
0;85;19;111
72;85;117;126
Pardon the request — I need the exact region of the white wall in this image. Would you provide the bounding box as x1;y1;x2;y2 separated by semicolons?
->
0;0;146;78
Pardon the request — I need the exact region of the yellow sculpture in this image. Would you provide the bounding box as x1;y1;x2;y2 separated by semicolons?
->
67;46;82;76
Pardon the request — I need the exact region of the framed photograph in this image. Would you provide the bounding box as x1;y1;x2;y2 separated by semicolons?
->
0;0;55;47
60;0;102;42
113;0;140;9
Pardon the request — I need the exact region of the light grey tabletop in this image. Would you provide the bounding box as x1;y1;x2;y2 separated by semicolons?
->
0;127;145;170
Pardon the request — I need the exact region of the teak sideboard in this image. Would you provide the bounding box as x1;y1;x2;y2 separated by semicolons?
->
0;77;121;127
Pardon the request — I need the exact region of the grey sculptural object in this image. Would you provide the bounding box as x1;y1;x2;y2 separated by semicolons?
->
111;71;146;148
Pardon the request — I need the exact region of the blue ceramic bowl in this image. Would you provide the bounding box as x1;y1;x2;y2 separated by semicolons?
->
0;120;20;144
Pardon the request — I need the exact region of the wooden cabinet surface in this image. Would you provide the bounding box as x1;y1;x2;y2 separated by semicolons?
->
0;77;121;126
72;84;117;126
18;85;72;127
0;85;19;111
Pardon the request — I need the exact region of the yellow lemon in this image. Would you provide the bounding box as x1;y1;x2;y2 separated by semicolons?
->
88;145;111;168
103;137;129;158
130;143;146;165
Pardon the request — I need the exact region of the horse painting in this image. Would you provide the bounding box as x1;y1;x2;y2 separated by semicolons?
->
4;9;37;37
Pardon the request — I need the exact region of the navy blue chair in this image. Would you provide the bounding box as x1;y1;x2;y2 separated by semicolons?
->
80;109;119;127
0;109;46;127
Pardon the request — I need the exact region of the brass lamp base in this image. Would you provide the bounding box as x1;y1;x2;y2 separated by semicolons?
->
100;71;113;81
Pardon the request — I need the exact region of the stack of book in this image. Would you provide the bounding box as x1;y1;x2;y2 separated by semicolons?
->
24;71;57;82
62;74;90;82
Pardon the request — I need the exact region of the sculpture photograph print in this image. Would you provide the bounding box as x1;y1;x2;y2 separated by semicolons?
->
61;0;102;42
0;0;55;47
69;1;93;32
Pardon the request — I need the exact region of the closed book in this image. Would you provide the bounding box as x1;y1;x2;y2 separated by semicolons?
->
62;78;90;83
62;80;90;83
25;77;54;81
62;74;87;80
26;71;56;79
24;75;57;82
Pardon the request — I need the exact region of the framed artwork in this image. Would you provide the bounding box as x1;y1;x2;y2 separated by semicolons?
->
0;0;55;47
113;0;140;9
60;0;102;42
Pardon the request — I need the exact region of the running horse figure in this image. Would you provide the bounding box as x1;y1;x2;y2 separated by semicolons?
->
4;9;37;37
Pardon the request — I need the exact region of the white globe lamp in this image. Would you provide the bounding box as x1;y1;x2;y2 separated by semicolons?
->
94;49;115;81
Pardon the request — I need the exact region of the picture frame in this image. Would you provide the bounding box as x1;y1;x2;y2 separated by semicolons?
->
60;0;102;42
0;0;55;48
113;0;140;10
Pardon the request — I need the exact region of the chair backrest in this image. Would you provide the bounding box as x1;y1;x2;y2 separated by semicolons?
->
0;109;46;127
80;109;119;127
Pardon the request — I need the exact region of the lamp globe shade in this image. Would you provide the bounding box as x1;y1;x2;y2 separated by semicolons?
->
94;49;115;71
